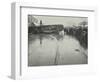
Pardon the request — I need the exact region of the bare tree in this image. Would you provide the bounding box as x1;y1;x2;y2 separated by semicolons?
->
79;21;88;27
28;15;38;27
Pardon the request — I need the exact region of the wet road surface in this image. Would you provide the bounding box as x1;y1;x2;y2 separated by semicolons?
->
28;34;88;66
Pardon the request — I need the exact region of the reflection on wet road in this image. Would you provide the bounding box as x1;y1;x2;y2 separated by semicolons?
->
28;34;88;66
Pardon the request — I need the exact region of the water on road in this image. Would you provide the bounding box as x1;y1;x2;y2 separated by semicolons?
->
28;34;88;66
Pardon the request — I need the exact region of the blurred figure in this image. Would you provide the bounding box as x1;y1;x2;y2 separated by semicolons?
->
59;30;64;36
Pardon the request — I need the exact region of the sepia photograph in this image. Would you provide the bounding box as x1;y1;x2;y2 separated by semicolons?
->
28;15;88;66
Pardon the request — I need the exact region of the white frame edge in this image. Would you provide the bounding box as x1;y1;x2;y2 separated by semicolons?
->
11;2;21;79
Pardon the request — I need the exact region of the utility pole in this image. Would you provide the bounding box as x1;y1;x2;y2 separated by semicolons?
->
40;20;42;26
39;20;43;45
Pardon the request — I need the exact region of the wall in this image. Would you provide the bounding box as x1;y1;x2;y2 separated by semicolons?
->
0;0;100;81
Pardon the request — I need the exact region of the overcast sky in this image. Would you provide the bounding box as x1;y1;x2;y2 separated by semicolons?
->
29;15;88;27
